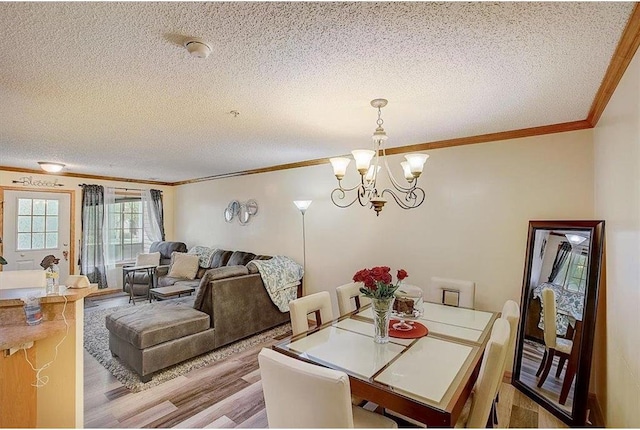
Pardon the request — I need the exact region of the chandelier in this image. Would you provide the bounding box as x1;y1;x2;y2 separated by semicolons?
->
329;99;429;216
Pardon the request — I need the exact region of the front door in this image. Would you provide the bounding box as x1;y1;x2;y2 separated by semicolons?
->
2;190;71;282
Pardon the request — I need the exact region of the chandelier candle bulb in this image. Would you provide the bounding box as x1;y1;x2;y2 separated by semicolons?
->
400;161;414;182
404;154;430;177
365;165;381;183
351;150;375;175
329;157;351;180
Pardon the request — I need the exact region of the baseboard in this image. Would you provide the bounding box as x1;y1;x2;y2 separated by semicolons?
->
588;392;605;427
86;287;123;298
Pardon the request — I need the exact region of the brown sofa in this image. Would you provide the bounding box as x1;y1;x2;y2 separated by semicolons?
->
106;256;297;382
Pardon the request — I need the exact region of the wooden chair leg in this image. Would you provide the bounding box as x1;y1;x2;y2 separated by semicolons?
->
555;356;567;378
536;350;548;377
537;349;555;388
492;399;498;425
559;356;578;405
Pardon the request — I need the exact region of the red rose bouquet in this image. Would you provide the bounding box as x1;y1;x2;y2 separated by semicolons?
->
353;266;409;299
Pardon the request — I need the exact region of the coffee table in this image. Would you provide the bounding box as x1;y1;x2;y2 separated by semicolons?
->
149;285;196;302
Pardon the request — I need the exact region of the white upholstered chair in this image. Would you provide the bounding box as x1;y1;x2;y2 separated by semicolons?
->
426;277;475;308
499;300;520;379
289;291;334;336
258;348;397;428
0;270;46;289
336;282;371;316
492;300;520;424
536;288;573;388
458;318;510;428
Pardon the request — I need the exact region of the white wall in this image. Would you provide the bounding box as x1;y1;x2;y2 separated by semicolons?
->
0;170;175;288
175;129;594;317
593;49;640;426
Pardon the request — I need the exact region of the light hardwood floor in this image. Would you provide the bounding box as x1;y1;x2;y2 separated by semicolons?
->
84;294;569;428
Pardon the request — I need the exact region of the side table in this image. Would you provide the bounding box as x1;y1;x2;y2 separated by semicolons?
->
122;265;156;304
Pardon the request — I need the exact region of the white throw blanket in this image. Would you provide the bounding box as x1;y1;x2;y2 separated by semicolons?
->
248;256;303;312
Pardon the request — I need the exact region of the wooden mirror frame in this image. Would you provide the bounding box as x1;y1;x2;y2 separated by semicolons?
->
512;220;605;426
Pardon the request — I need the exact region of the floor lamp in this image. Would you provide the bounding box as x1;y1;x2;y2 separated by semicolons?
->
293;200;312;296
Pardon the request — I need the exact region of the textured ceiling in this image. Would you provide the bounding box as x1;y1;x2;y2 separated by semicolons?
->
0;2;634;183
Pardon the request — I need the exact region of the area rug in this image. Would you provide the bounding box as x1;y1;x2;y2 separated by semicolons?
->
84;302;291;392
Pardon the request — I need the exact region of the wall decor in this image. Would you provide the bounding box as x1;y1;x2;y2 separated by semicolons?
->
224;199;258;225
12;176;64;187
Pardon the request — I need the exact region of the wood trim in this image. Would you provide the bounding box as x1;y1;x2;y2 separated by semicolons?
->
174;120;592;185
588;392;605;427
587;3;640;127
171;157;332;185
0;187;75;276
383;120;592;155
0;165;173;187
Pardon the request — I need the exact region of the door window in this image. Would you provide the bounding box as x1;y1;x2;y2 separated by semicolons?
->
17;198;59;250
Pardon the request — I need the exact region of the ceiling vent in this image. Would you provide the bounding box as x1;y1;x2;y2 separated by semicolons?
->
183;38;212;59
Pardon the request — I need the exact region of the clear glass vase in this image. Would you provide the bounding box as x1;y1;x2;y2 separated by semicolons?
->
372;297;394;344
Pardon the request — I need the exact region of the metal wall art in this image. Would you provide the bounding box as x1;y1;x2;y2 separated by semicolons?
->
224;199;258;225
12;176;64;187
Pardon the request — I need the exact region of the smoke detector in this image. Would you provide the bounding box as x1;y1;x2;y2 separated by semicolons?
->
183;38;212;59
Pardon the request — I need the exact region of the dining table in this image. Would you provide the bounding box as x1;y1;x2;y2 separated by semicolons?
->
273;301;499;427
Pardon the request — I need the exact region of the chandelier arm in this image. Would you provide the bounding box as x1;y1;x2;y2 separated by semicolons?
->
381;145;415;192
331;187;362;208
380;186;426;209
335;179;365;194
331;177;372;208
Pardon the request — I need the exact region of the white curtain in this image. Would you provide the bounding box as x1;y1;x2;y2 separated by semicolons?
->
141;189;163;250
102;187;118;269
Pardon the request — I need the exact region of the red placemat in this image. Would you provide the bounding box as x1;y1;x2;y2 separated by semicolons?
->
389;320;429;339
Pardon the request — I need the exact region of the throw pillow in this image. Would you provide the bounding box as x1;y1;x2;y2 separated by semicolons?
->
135;252;160;267
167;252;200;280
210;249;233;268
187;246;217;268
227;251;256;266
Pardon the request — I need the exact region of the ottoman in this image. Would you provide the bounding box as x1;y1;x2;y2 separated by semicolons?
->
106;303;216;382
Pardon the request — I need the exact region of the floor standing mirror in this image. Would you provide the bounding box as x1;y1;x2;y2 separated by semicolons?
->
512;220;604;426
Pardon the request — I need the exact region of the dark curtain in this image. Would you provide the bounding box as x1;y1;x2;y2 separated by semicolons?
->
150;189;166;241
548;241;572;283
80;185;108;288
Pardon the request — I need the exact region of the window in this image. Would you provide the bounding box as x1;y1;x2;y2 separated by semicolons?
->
17;198;59;250
558;247;588;293
105;195;149;262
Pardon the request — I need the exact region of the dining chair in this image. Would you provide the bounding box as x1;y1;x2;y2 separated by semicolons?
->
426;277;476;308
258;348;397;428
289;291;334;336
336;282;371;316
536;288;573;388
460;318;510;428
0;270;46;289
493;300;520;422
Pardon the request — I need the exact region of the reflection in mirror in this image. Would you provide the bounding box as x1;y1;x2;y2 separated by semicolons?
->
513;221;604;426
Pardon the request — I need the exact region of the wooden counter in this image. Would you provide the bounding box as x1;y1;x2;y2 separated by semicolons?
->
0;285;96;428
